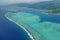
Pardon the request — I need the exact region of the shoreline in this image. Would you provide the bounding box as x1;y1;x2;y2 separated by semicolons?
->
5;13;34;40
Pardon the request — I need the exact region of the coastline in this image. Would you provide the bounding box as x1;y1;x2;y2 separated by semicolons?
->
5;13;34;40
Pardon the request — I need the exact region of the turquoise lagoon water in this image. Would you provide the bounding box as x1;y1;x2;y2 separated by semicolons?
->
6;12;60;40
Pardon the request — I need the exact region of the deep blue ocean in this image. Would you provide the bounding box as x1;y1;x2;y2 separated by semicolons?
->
0;7;60;40
0;9;31;40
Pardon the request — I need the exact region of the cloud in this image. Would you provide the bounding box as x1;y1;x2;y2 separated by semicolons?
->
0;0;52;5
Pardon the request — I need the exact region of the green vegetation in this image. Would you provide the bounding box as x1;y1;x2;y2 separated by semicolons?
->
45;9;60;14
28;1;60;14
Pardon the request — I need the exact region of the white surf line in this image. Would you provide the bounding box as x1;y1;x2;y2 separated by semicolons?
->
5;13;35;40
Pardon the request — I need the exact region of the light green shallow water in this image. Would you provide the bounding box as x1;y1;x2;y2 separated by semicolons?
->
6;12;60;40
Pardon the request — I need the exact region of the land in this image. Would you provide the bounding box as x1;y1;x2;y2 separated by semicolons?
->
2;1;60;14
43;9;60;14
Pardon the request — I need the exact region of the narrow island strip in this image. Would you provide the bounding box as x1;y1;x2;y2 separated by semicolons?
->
5;12;46;40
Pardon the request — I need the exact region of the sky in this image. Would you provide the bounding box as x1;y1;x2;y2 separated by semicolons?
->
0;0;52;5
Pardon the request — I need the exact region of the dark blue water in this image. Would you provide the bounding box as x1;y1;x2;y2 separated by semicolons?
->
0;9;31;40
